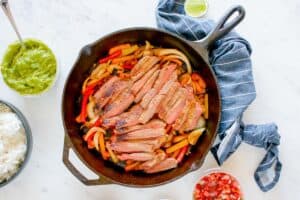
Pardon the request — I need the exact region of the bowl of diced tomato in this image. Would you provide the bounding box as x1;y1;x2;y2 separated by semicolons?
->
193;169;243;200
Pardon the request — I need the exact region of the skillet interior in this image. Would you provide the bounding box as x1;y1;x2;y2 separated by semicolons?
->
62;28;221;186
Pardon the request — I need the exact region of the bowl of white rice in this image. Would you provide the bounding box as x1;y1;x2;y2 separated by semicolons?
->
0;100;32;187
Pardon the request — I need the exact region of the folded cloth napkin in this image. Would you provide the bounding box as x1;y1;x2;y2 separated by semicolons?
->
156;0;282;192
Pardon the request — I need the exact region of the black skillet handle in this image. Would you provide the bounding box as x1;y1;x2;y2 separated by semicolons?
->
62;135;112;185
197;5;245;50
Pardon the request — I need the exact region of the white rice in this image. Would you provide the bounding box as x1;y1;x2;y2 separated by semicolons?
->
0;110;27;183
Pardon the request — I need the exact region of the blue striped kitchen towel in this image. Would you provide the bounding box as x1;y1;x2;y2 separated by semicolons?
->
156;0;282;192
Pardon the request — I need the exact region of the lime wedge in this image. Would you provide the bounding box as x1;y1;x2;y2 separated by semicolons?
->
184;0;208;18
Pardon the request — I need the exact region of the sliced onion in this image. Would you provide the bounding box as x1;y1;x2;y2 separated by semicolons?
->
91;64;107;78
153;48;192;74
87;99;96;120
93;132;100;151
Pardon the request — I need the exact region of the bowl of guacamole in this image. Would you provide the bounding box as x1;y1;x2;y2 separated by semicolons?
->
0;39;57;96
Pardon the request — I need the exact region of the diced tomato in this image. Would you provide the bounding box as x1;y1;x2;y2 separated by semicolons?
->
193;171;242;200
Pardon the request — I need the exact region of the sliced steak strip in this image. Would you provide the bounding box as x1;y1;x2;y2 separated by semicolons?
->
116;119;166;135
182;101;203;131
131;56;160;82
131;56;151;77
138;77;177;124
145;158;178;173
180;100;203;132
153;64;177;91
115;105;143;128
157;82;180;118
109;142;153;153
140;88;157;109
103;88;134;118
117;153;155;161
106;80;132;105
173;101;192;130
158;84;182;120
138;94;164;124
103;104;142;128
102;116;120;128
165;98;187;124
173;88;194;130
164;88;188;124
135;137;166;149
134;70;160;103
94;76;120;108
138;150;166;170
119;128;165;140
131;65;158;95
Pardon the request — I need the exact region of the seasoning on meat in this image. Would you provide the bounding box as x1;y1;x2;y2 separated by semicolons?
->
76;42;208;174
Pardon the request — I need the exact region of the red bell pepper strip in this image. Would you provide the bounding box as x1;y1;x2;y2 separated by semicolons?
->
86;131;96;149
176;145;188;163
76;87;94;123
92;117;102;127
83;79;103;94
77;78;104;124
122;64;134;70
98;50;122;64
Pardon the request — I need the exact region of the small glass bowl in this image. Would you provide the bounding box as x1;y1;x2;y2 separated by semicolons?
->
193;168;244;200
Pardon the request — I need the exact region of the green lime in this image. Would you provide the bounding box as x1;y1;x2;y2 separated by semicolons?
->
184;0;208;18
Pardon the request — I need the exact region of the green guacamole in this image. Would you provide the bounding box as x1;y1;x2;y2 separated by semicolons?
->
1;39;57;95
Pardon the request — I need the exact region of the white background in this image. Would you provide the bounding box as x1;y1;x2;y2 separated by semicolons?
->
0;0;299;199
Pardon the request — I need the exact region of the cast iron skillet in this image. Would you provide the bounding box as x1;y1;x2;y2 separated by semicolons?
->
62;6;245;187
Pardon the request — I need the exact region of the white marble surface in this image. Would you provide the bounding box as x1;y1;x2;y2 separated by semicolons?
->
0;0;299;199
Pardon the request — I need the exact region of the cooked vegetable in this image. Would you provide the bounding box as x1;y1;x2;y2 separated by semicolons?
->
145;41;153;50
125;162;140;172
121;64;134;70
83;127;96;141
99;50;122;64
191;73;201;81
85;131;96;149
91;64;107;78
171;149;181;158
76;87;94;123
163;142;172;148
166;139;189;154
92;117;102;127
153;48;192;73
188;128;205;145
173;134;188;143
93;132;100;151
179;73;192;85
111;55;135;64
109;44;131;55
106;143;118;163
176;145;188;163
87;100;96;120
99;132;109;160
76;42;208;174
122;45;139;56
196;117;206;129
161;55;183;66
